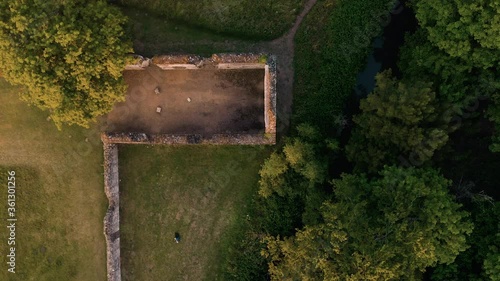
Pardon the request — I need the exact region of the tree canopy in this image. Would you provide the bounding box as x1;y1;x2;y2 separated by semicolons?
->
0;0;132;128
259;123;338;225
264;167;473;281
431;202;500;281
346;70;450;172
415;0;500;70
400;0;500;151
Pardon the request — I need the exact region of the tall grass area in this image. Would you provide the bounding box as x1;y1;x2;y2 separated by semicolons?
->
117;0;306;39
0;79;107;280
293;0;396;131
119;145;271;281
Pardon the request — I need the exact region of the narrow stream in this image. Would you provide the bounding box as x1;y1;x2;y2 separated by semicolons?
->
354;0;418;98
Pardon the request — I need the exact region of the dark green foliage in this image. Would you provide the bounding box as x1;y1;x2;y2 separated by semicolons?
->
265;167;473;281
431;202;500;281
259;124;337;225
346;70;450;172
293;0;396;131
415;0;500;71
222;190;305;281
399;0;500;151
0;0;132;128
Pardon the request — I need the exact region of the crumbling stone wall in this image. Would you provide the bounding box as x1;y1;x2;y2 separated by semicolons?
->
265;55;277;134
101;132;275;145
103;143;121;281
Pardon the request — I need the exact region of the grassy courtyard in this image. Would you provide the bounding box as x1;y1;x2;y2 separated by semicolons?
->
0;78;108;280
119;145;271;281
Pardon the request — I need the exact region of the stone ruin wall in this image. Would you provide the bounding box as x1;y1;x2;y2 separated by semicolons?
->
103;143;121;281
101;132;275;145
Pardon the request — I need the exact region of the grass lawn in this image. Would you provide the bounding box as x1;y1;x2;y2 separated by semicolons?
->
117;0;306;40
121;6;247;57
119;145;271;281
0;78;108;280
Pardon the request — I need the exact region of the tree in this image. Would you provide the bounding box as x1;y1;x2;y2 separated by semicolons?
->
259;123;338;225
400;0;500;151
0;0;132;128
346;70;450;173
484;246;500;281
415;0;500;71
431;202;500;281
264;167;473;281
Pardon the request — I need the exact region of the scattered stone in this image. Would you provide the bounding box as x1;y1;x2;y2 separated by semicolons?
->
140;59;150;68
85;138;89;142
187;97;192;102
156;106;162;113
154;87;160;95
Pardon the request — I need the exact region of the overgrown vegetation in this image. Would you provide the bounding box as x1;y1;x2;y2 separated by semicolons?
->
117;0;306;39
293;0;396;130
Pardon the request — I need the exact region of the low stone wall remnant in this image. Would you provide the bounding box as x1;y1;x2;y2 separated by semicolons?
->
101;132;276;145
103;143;121;281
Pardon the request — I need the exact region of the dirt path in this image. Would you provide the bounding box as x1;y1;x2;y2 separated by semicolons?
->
258;0;318;133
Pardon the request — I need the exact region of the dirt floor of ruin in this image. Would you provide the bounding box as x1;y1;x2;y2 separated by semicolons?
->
105;66;265;135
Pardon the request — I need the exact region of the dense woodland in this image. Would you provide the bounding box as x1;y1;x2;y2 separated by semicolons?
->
0;0;499;280
227;0;500;280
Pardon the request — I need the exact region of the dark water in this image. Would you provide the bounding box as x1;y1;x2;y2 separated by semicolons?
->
354;0;418;97
334;1;418;176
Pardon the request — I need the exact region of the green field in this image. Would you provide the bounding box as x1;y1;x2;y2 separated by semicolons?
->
117;0;306;39
119;145;271;280
121;6;248;57
0;78;107;280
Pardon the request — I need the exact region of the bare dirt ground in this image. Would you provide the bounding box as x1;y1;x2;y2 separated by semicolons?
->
105;67;265;135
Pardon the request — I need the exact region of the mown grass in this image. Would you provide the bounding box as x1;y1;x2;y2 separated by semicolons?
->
0;78;107;280
119;145;271;281
117;0;306;40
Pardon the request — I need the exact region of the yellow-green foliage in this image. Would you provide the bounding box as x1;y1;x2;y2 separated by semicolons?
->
264;167;473;281
0;0;132;128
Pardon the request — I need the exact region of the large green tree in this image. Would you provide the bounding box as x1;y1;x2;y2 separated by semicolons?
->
264;167;473;281
0;0;132;128
415;0;500;70
400;0;500;151
259;123;338;225
346;70;450;172
430;202;500;281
